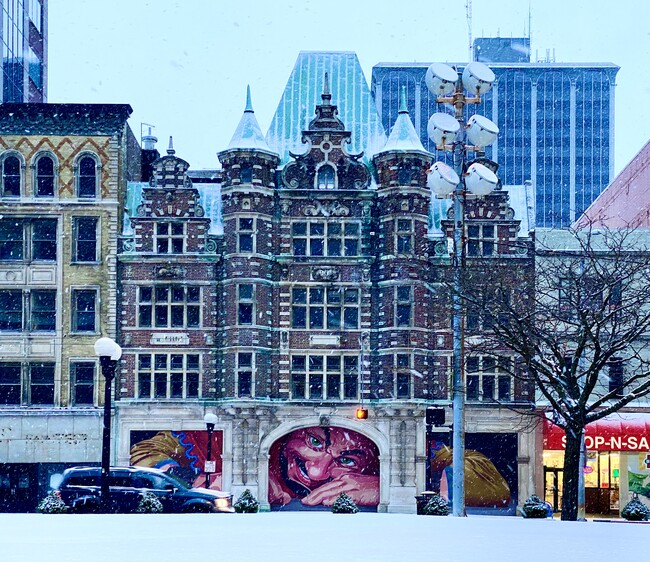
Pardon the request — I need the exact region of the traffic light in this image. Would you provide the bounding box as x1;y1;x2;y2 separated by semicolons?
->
356;407;369;420
426;407;445;427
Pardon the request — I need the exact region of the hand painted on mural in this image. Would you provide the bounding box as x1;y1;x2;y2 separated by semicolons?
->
130;430;223;490
269;426;380;508
430;441;511;508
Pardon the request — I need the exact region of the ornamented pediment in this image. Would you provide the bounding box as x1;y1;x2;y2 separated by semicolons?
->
303;200;350;217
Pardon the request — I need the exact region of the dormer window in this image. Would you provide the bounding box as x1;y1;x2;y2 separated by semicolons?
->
316;165;335;190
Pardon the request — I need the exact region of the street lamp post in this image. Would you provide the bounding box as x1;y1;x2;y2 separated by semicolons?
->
426;61;499;517
94;337;123;513
204;413;218;488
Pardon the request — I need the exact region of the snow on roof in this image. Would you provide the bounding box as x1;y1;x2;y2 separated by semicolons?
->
266;51;386;165
226;86;277;155
379;86;429;155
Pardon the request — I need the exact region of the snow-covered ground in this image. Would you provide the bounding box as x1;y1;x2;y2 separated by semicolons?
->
2;512;645;562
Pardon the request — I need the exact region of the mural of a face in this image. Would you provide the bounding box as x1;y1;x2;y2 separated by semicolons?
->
269;426;379;510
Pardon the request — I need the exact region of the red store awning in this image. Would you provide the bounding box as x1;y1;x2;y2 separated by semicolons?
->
544;414;650;451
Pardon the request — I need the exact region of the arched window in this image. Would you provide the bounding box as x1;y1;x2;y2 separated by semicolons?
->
77;155;98;198
2;155;21;197
316;165;335;190
35;155;55;197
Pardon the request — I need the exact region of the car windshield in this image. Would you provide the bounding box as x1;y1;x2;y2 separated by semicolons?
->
162;471;190;490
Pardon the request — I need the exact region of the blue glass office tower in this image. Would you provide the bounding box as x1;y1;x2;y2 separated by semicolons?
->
371;41;619;228
1;0;47;103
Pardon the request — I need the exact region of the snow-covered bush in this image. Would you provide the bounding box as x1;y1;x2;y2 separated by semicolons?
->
331;493;359;514
135;491;163;513
421;493;450;516
621;495;650;521
521;495;549;518
38;491;69;514
234;489;260;513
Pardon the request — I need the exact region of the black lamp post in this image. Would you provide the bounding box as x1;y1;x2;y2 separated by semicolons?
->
203;413;218;488
94;337;122;513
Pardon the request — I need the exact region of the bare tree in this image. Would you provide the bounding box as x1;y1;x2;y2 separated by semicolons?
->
461;225;650;521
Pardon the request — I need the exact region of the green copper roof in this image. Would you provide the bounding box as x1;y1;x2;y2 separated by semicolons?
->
266;51;387;165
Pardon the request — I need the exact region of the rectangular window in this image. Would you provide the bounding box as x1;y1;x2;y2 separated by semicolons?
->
466;356;512;402
291;220;361;257
291;286;358;330
395;353;411;398
238;284;254;325
467;224;496;257
155;222;185;254
290;354;358;400
30;363;55;405
238;218;254;253
72;217;98;262
72;289;97;333
30;290;56;331
0;218;58;262
237;352;253;397
0;363;21;404
137;285;200;328
396;219;413;254
0;290;23;330
137;353;200;399
396;286;412;327
71;361;95;406
608;358;624;396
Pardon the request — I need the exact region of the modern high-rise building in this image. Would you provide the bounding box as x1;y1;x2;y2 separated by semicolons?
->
371;39;619;228
1;0;47;103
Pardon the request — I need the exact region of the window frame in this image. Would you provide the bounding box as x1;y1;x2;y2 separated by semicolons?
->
70;361;96;406
466;356;512;402
136;353;201;399
238;284;254;325
0;217;57;263
291;220;360;257
75;153;100;199
137;285;201;329
467;223;496;257
32;152;58;198
28;362;55;405
237;352;254;397
396;218;414;255
291;286;359;330
237;217;255;253
71;287;99;334
154;222;186;254
72;216;99;263
1;152;24;197
395;353;412;398
290;354;358;400
395;286;412;327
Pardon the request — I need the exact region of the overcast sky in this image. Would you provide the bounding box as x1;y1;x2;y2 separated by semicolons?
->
48;0;650;174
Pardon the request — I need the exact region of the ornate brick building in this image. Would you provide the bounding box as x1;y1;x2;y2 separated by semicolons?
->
115;76;536;513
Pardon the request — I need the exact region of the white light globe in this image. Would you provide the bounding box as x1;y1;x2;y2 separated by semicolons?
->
465;162;498;196
466;114;499;147
427;112;460;147
94;337;123;361
425;63;458;97
427;161;460;196
461;62;495;96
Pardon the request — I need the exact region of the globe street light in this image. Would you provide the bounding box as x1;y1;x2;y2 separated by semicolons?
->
426;61;498;517
94;336;122;513
204;413;218;488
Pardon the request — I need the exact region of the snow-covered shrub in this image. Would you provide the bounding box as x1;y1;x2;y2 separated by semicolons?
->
621;495;650;521
331;493;359;514
421;493;450;516
38;491;69;514
135;491;163;513
521;495;549;518
234;489;260;513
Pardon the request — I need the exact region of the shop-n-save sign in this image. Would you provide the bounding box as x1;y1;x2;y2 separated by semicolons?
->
544;415;650;451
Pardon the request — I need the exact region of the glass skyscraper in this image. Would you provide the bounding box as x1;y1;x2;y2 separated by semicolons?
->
1;0;47;103
371;40;619;229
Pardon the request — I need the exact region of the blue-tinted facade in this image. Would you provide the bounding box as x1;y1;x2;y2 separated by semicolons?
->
1;0;47;103
371;61;619;229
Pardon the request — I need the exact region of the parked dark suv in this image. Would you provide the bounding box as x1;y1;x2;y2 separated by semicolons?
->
57;466;234;514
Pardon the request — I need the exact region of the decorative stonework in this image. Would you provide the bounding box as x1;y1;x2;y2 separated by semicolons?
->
155;265;186;278
311;266;339;282
303;200;349;217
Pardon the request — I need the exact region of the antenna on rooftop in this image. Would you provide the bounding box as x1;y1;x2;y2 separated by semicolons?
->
466;0;473;61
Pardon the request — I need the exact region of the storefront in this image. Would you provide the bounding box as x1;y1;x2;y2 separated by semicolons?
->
543;413;650;515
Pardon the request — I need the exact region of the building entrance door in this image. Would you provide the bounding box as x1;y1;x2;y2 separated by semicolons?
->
0;464;38;512
544;467;563;513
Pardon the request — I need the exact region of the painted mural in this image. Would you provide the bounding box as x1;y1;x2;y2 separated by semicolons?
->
428;432;517;514
130;430;224;490
628;452;650;501
268;426;380;511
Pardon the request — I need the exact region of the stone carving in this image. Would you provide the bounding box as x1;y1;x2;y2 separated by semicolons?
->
303;200;349;217
155;265;186;279
312;266;339;282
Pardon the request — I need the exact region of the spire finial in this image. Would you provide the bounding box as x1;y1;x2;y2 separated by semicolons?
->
167;136;175;155
399;86;408;114
321;72;331;105
245;85;254;113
